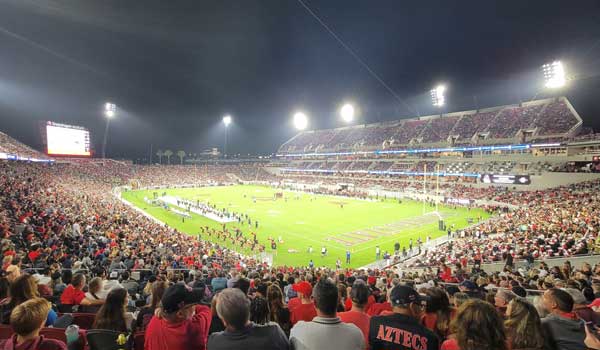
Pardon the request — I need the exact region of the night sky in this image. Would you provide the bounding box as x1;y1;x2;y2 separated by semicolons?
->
0;0;599;159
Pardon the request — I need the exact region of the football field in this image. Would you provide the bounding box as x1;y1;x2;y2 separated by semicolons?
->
121;185;490;268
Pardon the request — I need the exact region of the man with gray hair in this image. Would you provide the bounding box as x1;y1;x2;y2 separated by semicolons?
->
290;278;364;350
207;288;289;350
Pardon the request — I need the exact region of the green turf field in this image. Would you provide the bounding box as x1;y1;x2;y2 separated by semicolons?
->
121;185;490;268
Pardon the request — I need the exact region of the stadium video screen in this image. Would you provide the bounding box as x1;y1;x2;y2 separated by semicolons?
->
46;121;91;156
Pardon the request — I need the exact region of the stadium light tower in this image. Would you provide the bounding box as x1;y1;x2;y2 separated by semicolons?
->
293;112;308;130
222;115;232;158
340;103;355;123
102;102;116;159
543;60;566;89
430;85;446;107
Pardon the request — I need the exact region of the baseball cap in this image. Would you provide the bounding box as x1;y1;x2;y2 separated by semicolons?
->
162;284;205;314
292;281;312;296
390;285;428;306
460;280;477;290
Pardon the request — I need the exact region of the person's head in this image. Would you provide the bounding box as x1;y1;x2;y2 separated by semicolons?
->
233;278;250;295
494;289;516;308
9;298;50;338
150;280;169;309
88;277;103;295
453;299;507;350
9;274;39;305
543;288;574;314
505;298;544;350
267;284;284;308
71;273;86;289
532;295;549;318
564;288;587;306
349;280;370;309
161;284;205;322
216;288;251;331
313;278;339;317
250;296;269;325
93;288;129;332
292;281;312;301
390;285;426;319
453;292;469;308
6;265;21;284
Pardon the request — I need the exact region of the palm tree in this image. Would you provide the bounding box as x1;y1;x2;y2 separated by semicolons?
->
164;149;173;165
156;149;164;164
177;150;186;164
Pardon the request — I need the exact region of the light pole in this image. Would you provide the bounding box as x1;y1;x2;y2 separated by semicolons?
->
102;102;116;159
223;115;232;158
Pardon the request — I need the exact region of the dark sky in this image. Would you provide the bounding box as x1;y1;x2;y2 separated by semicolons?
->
0;0;599;159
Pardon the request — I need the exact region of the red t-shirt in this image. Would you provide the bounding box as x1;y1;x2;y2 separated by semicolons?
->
441;338;460;350
288;297;301;312
368;302;391;316
59;285;85;305
145;305;212;350
290;302;317;325
339;310;371;348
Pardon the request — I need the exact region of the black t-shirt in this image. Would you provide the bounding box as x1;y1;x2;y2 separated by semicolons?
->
369;313;439;350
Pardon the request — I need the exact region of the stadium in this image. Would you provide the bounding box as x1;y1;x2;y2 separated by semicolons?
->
1;1;600;350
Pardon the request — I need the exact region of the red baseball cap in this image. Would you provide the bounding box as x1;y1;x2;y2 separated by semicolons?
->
292;281;312;296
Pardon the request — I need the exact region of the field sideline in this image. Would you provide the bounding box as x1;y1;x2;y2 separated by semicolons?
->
121;185;491;268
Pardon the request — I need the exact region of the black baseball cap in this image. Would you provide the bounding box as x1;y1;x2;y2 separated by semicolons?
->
162;284;204;313
390;285;429;306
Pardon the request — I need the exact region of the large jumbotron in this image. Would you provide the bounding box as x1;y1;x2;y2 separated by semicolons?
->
1;2;600;349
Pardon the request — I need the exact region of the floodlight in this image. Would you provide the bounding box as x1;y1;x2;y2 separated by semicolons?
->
430;85;446;107
293;112;308;130
223;115;232;126
543;60;566;89
104;102;116;118
340;103;355;123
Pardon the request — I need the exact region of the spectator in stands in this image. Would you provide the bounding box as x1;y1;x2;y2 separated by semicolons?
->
339;280;371;348
207;288;289;350
211;271;227;293
290;278;364;350
565;288;600;326
135;280;168;331
441;299;506;350
495;289;517;317
145;284;211;350
541;288;586;350
290;281;316;325
504;298;544;350
370;285;438;350
81;277;104;313
0;274;58;326
120;271;139;295
452;292;469;308
267;284;291;335
421;287;453;340
0;298;66;350
59;273;104;311
250;296;269;325
93;288;134;332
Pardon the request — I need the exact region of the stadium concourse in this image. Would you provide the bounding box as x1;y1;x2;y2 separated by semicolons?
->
1;98;600;349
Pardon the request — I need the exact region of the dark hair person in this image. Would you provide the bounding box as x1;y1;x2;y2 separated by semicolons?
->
249;296;269;325
443;299;507;350
93;288;132;332
422;287;453;339
267;284;291;334
504;298;544;350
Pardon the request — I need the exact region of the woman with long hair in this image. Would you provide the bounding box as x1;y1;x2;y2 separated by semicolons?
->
93;288;133;332
266;284;291;335
422;287;453;340
135;280;168;331
504;298;544;350
250;296;269;325
442;299;507;350
337;283;348;312
0;274;58;326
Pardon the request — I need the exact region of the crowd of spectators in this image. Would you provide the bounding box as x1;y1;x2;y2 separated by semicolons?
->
278;98;580;154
